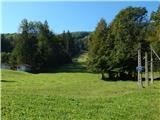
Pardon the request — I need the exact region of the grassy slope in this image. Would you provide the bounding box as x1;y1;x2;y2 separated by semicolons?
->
1;53;160;120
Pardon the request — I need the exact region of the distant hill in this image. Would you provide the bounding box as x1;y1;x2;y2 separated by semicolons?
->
70;31;90;39
70;31;91;52
58;31;91;53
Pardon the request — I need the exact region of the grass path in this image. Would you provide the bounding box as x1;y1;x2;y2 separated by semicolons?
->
1;53;160;120
53;52;88;73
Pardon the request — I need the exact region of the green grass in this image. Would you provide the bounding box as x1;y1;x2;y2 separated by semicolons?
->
1;53;160;120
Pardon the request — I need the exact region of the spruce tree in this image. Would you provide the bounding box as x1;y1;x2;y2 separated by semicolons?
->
106;7;148;79
88;18;108;79
11;19;37;70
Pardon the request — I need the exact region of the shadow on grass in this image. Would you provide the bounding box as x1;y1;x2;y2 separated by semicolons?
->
1;80;16;82
101;77;160;82
53;66;88;73
101;78;137;82
43;62;91;73
154;77;160;80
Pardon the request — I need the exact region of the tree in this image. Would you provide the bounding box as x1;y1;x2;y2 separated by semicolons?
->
65;31;75;57
10;19;39;71
151;5;160;42
106;7;148;79
10;19;72;72
146;5;160;43
145;5;160;58
1;52;11;64
149;5;160;73
88;18;108;79
1;34;14;52
151;5;160;23
36;20;53;69
60;30;76;57
88;7;149;80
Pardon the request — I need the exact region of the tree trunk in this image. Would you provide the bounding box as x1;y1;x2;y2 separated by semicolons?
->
101;72;105;80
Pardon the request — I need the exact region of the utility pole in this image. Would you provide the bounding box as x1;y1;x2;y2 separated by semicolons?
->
138;47;143;88
145;52;149;86
150;46;154;84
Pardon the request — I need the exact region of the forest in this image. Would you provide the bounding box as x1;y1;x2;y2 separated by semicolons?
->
1;6;160;77
1;22;89;72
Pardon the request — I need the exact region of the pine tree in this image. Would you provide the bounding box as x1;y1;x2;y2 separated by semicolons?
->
11;19;37;70
65;31;75;57
88;18;108;79
106;7;148;79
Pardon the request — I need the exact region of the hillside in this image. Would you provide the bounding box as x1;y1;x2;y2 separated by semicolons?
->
62;31;91;52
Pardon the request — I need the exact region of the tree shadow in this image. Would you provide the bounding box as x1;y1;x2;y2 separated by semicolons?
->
41;62;90;73
101;78;136;82
153;77;160;81
52;66;88;73
1;80;16;82
101;77;160;82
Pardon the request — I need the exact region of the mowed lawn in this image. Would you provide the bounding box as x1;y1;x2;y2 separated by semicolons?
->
1;69;160;120
1;54;160;120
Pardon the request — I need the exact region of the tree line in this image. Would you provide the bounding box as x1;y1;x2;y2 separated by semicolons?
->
1;6;159;76
1;19;87;72
88;6;160;80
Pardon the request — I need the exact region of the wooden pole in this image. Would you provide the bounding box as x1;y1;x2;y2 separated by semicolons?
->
150;46;154;84
138;48;143;88
145;52;149;86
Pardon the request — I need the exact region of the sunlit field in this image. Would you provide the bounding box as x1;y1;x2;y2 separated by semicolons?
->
1;54;160;120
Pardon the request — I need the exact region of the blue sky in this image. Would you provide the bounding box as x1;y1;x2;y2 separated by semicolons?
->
1;1;159;34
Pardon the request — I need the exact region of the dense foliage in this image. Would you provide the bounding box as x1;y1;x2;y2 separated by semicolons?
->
1;19;90;72
1;28;89;72
88;18;108;79
1;52;11;64
59;31;90;56
1;34;16;52
88;6;160;80
149;6;160;71
1;19;74;72
1;6;159;75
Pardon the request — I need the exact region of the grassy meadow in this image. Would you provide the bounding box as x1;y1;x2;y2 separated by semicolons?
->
1;54;160;120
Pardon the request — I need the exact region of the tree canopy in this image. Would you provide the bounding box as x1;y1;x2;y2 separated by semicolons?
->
9;19;72;72
88;6;157;80
1;5;160;76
